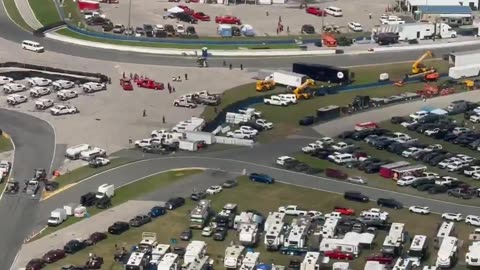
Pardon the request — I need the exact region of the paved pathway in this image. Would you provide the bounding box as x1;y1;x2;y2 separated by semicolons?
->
13;0;43;29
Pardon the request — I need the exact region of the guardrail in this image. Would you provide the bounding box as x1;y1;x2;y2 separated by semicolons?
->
65;23;321;45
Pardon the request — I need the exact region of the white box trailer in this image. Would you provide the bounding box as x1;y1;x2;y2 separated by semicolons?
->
64;203;80;216
449;64;480;79
179;140;198;151
268;71;307;88
398;23;435;41
184;131;215;144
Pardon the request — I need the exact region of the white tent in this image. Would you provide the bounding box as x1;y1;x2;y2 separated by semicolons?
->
167;6;184;13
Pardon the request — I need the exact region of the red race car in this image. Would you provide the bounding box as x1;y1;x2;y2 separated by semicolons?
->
306;7;326;16
177;5;193;14
193;12;210;21
120;78;133;91
366;254;394;265
333;206;355;215
324;250;354;260
137;79;164;90
215;15;241;25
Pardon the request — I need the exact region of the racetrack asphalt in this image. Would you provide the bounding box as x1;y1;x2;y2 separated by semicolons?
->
0;109;55;270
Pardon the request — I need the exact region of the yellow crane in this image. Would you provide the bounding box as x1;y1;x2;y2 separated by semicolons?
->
411;51;434;74
256;79;275;92
294;79;315;99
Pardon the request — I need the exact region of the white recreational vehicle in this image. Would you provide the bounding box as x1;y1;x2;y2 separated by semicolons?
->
157;253;180;270
239;223;259;246
125;251;149;270
190;200;211;229
383;223;405;253
319;232;373;256
224;245;246;269
300;252;322;270
184;255;210;270
407;235;428;266
264;212;286;251
150;244;171;265
183;241;207;267
239;252;261;270
435;222;455;248
234;212;263;229
138;232;158;252
284;217;312;249
436;236;458;268
320;218;338;239
466;241;480;267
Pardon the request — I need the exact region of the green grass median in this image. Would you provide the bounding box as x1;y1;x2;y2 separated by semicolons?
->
34;169;203;241
3;0;33;31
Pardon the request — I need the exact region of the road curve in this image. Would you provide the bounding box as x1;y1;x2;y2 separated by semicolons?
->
37;156;480;226
0;2;477;68
0;109;55;270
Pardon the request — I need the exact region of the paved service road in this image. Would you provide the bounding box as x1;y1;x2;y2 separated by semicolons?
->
0;109;55;270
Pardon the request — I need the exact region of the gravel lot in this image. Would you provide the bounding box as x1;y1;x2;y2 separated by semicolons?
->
0;43;253;154
100;0;398;37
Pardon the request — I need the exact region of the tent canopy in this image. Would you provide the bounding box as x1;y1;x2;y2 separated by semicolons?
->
167;6;184;13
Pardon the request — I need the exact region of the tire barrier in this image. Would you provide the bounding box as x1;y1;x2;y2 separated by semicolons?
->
0;62;108;83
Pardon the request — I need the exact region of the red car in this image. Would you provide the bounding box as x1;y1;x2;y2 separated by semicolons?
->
193;12;210;21
333;206;355;215
120;78;133;91
177;5;193;14
26;259;45;270
366;254;394;265
306;7;326;16
42;249;66;263
215;15;241;25
137;79;164;90
324;250;354;260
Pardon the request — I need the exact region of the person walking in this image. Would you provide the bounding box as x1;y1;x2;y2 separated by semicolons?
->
143;109;147;117
369;12;372;19
240;64;243;70
184;73;188;80
128;137;132;144
162;116;166;123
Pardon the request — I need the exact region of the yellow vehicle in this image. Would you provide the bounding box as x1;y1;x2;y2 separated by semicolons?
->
256;79;275;92
462;80;474;90
294;79;315;99
411;51;434;75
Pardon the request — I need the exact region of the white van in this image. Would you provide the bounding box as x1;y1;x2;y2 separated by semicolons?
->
65;144;92;159
80;147;106;161
325;6;343;17
278;94;297;104
22;40;44;53
331;153;356;164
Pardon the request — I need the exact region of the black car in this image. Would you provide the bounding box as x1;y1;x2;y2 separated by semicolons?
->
64;240;86;254
292;162;310;172
108;221;130;235
86;16;106;26
176;12;197;23
129;215;152;227
191;191;207;201
311;149;332;159
407;122;421;131
80;192;97;207
96;196;112;209
305;167;323;175
428;185;448;194
45;181;59;191
443;133;458;142
102;21;114;31
429;154;450;166
391;116;408;124
143;145;168;154
352;130;375;140
143;24;154;37
180;229;193;241
417;183;436;192
213;227;227;241
222;179;238;188
411;179;434;188
344;191;369;202
301;24;315;34
377;198;403;209
173;247;186;257
288;259;301;270
166;197;185;210
375;138;395;150
338;131;354;139
299;116;315;126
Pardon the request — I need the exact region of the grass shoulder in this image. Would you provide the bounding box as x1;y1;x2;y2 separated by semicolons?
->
3;0;34;31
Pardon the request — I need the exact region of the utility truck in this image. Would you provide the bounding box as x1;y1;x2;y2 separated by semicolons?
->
96;184;114;199
48;208;67;226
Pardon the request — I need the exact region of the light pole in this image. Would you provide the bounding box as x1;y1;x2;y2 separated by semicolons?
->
127;0;132;31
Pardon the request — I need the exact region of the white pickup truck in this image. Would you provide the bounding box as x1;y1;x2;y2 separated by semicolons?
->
302;143;322;154
278;205;308;216
264;95;288;106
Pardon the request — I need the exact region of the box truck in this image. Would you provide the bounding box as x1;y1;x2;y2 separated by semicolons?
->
179;140;198;151
266;72;307;88
64;203;81;216
96;184;115;199
48;208;67;226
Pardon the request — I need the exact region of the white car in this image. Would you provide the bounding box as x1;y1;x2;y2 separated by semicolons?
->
346;176;367;184
276;156;296;166
50;105;79;115
302;143;321;153
134;138;161;148
397;176;417;186
438;158;458;169
91;157;110;166
278;94;297;104
206;185;222;195
57;89;78;101
176;24;185;34
26;77;52;87
424;128;440;136
255;119;273;129
348;22;363;32
52;80;75;90
422;172;439;179
400;121;417;128
466;215;480;226
435;176;456;185
332;142;353;151
0;76;13;85
264;95;288;106
3;83;26;94
83;11;105;19
457;154;474;163
401;147;423;158
226;130;252;139
154;24;164;31
201;226;214;236
239;126;258;136
424;144;442;152
472;172;480;180
469;115;480;123
474;106;480;115
447;161;468;172
408;206;430;215
317;137;334;145
82;82;106;93
464;166;480;176
29;86;51;98
409;111;429;121
35;98;54;110
380;15;405;25
6;94;28;105
441;212;463;222
306;211;323;220
453;127;470;135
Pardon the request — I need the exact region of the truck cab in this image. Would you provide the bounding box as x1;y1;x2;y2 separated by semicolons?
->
96;183;115;199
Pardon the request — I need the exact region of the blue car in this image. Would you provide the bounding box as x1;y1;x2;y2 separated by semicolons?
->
149;206;167;218
249;173;274;184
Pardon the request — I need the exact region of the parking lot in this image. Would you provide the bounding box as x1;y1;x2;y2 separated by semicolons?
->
99;0;396;37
